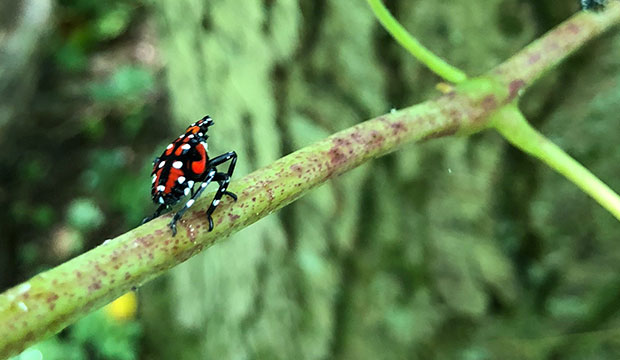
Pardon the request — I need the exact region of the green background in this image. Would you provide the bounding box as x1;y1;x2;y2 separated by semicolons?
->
2;0;620;359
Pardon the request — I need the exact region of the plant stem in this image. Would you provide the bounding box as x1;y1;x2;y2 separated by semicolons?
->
491;1;620;91
365;0;468;84
492;105;620;221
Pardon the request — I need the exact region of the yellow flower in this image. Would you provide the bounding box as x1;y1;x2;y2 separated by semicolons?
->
104;291;137;322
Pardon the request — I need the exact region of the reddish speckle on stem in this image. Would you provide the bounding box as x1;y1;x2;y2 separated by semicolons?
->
136;236;153;248
228;213;240;222
481;95;497;112
46;294;59;310
94;264;107;276
369;131;385;146
88;281;102;292
328;148;347;166
566;23;580;35
508;79;525;100
334;138;351;147
390;121;407;136
350;132;363;143
528;53;541;65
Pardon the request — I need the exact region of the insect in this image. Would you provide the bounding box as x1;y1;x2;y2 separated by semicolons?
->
581;0;606;10
142;115;237;236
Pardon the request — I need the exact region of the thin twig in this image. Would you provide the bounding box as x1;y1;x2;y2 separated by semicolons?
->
492;104;620;221
365;0;467;83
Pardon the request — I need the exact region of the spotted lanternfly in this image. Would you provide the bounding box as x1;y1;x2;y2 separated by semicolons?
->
142;115;237;236
581;0;606;10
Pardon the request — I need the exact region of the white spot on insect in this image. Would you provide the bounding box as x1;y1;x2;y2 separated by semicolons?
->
173;161;183;169
186;199;195;207
166;143;173;150
159;196;165;204
157;185;165;192
184;187;190;196
212;199;220;206
181;143;191;150
152;174;157;183
201;142;208;151
158;161;165;168
18;283;31;295
178;176;186;184
198;132;204;137
201;182;208;188
188;134;195;139
187;181;195;188
179;134;185;139
17;302;28;312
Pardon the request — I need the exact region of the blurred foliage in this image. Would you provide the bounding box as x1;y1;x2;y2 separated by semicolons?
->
66;198;104;231
1;0;620;359
1;0;160;356
89;66;155;103
0;0;162;278
12;310;141;360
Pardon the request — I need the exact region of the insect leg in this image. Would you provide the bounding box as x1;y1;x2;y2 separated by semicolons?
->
204;172;232;231
168;169;216;236
208;151;237;200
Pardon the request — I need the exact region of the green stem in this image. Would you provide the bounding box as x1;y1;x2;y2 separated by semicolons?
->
492;105;620;221
366;0;467;84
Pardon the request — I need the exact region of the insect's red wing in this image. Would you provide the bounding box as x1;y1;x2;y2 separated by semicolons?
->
150;136;208;205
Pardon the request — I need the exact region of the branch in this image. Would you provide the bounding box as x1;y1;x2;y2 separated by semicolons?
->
492;104;620;221
491;2;620;91
1;3;619;358
365;0;467;83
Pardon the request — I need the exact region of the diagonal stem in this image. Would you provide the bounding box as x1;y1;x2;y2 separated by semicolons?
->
492;104;620;221
365;0;467;83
